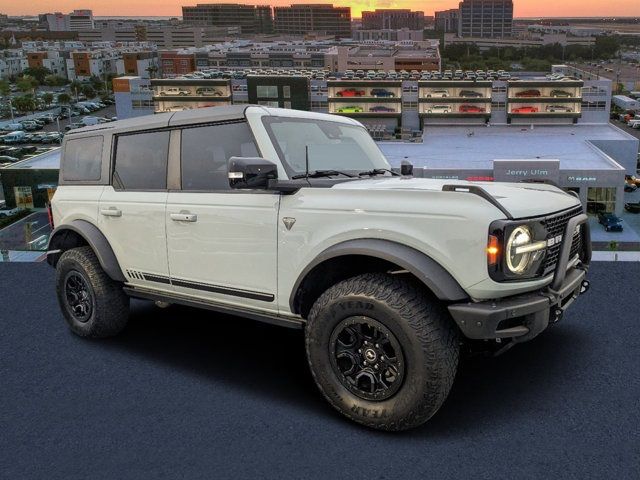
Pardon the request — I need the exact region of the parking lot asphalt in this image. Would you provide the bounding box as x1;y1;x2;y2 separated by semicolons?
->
1;262;638;479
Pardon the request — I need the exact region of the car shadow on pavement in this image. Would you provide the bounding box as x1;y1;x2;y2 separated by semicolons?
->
103;299;586;435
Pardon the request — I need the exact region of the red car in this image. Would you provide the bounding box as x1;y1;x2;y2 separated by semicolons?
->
336;88;365;97
515;89;541;98
459;104;486;113
512;106;539;113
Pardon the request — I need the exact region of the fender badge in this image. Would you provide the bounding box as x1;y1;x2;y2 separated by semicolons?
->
282;217;296;230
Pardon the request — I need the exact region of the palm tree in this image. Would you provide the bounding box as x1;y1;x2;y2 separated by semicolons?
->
42;92;54;107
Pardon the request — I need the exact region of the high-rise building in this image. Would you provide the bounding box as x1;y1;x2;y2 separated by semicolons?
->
273;4;351;38
255;5;274;34
361;9;425;31
45;10;94;31
181;3;272;34
458;0;513;38
434;9;460;33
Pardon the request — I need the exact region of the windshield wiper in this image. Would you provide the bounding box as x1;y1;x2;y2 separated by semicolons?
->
291;169;355;179
358;168;400;177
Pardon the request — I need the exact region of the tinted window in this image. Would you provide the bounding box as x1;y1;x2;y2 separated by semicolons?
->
62;136;103;181
181;122;259;191
114;130;169;190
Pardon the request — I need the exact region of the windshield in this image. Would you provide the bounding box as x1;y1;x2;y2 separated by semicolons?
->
262;116;390;178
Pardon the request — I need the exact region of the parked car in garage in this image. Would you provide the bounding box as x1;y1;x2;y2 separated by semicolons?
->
459;104;486;113
336;106;363;113
459;90;484;98
370;88;395;98
160;88;191;96
598;213;623;232
336;88;365;97
512;106;539;113
369;106;396;113
546;105;574;113
426;105;451;113
624;202;640;213
550;90;573;98
425;89;449;98
515;89;541;98
195;87;225;96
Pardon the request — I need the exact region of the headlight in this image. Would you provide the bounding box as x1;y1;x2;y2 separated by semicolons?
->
506;226;532;273
488;221;548;281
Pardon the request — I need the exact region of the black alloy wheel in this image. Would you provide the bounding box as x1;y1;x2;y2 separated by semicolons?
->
64;270;93;323
329;316;405;401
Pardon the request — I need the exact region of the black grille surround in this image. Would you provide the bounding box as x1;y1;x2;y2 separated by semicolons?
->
541;205;584;276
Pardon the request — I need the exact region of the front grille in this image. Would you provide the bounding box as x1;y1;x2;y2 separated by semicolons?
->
541;206;583;275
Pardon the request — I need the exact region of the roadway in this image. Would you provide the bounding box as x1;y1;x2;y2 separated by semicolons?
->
0;262;638;479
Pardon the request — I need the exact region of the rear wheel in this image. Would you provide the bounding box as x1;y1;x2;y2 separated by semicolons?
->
305;273;459;431
55;246;129;338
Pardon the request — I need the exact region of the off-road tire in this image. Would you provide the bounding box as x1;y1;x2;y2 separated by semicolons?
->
305;273;459;431
55;246;129;338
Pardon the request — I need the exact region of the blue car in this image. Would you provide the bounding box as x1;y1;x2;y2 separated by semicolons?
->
370;88;395;98
598;213;623;232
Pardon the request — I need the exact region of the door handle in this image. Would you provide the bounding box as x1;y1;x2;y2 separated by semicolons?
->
100;207;122;217
170;212;197;223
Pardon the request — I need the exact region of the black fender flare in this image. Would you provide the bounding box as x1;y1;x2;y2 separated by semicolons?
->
47;219;126;282
289;238;469;313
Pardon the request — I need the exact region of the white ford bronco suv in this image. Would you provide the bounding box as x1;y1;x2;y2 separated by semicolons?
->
48;105;591;431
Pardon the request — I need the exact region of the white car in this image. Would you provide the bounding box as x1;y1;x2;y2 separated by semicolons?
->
159;87;190;96
48;105;591;432
426;89;449;98
426;105;451;113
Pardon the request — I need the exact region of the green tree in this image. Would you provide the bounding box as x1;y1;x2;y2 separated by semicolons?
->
42;92;54;106
0;79;10;97
57;93;71;105
81;85;96;99
12;95;36;113
22;66;51;84
43;74;68;87
16;75;38;93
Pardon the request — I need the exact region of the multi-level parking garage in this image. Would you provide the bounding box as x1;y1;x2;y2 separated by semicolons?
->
107;66;640;217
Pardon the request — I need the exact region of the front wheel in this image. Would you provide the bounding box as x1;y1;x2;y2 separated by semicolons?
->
55;246;130;338
305;273;459;431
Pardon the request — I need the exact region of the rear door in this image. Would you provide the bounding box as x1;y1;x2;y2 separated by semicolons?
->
98;129;171;291
165;120;280;312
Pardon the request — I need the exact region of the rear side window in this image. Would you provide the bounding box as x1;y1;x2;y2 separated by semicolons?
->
62;136;103;181
180;122;259;191
114;130;170;190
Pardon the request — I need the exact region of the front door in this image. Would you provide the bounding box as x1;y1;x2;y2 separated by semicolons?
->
98;129;171;291
165;121;280;312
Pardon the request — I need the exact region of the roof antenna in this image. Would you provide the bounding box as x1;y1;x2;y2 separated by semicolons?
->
305;145;310;180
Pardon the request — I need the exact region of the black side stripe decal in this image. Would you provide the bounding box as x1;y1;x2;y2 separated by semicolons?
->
130;272;274;302
171;279;274;302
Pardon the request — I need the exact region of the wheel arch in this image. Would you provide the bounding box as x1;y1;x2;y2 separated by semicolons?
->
289;239;468;317
47;219;126;282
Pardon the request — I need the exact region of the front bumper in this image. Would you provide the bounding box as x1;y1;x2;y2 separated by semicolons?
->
448;212;591;343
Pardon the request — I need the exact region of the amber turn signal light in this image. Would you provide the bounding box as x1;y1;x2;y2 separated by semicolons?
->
487;235;499;266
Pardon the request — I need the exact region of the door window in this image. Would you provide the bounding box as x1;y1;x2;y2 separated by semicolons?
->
180;122;259;191
114;130;170;190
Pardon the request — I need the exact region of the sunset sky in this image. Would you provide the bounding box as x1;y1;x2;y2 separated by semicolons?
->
4;0;639;19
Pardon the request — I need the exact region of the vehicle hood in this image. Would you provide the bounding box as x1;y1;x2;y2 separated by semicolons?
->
331;177;580;219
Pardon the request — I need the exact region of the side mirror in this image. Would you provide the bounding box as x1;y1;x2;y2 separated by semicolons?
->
401;160;414;176
228;157;278;189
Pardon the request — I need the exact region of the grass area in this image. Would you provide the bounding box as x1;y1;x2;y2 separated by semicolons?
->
0;209;32;229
